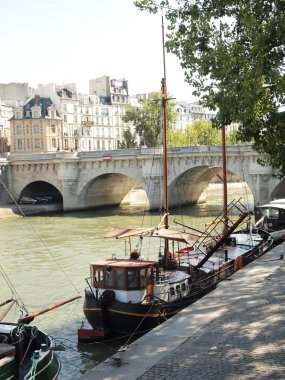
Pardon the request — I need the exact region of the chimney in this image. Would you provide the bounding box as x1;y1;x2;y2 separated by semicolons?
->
35;94;41;106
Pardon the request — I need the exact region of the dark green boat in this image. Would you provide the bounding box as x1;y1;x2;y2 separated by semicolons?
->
0;322;60;380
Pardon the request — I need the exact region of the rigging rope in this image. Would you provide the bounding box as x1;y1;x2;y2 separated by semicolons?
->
0;265;28;314
0;176;81;296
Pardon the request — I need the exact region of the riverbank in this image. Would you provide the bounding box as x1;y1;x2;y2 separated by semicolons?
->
0;205;19;218
81;242;285;380
0;204;63;218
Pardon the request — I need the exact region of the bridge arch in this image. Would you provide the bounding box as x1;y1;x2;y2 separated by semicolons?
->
78;173;149;209
270;179;285;200
169;165;254;208
19;181;63;204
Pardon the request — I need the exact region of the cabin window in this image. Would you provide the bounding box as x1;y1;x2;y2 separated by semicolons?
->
170;288;175;296
127;270;139;289
140;269;147;287
105;268;114;288
181;283;186;292
269;208;279;219
115;269;125;289
94;269;104;287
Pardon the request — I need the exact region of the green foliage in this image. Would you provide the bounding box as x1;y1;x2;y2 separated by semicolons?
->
121;91;177;147
168;128;188;147
186;120;221;145
117;127;138;149
134;0;285;177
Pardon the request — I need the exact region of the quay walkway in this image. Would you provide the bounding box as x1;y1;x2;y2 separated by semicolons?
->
81;242;285;380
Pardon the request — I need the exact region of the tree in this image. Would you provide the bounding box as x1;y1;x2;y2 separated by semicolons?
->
121;91;177;147
186;120;221;146
117;127;138;149
134;1;285;177
168;128;188;147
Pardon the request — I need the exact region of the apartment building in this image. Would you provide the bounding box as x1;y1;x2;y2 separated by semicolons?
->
5;78;222;154
9;95;62;153
0;99;13;152
173;101;216;131
0;83;31;103
33;80;131;151
89;76;132;146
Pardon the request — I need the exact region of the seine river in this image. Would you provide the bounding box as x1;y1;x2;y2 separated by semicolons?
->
0;186;253;379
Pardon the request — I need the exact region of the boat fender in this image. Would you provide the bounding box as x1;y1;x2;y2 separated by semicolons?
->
101;290;115;304
85;288;94;300
31;326;38;339
0;334;8;343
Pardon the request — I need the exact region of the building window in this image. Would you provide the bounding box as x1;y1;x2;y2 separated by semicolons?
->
102;108;109;117
17;139;22;149
64;139;69;150
34;138;40;148
17;125;22;135
63;115;67;122
33;110;40;118
74;105;77;112
34;125;40;134
27;139;30;149
63;104;67;112
52;138;56;148
26;125;29;134
74;115;77;123
51;125;56;133
51;111;55;118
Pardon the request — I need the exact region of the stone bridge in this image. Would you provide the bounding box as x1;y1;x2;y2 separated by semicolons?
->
0;145;284;211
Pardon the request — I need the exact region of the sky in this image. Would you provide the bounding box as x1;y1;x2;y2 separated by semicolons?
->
0;0;196;101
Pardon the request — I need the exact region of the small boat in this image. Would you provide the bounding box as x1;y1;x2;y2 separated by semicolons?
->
0;321;60;380
0;295;80;379
255;199;285;242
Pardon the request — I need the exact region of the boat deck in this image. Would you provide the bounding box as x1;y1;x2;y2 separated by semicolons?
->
80;241;285;380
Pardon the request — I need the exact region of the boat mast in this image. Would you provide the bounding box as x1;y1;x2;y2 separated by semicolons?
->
162;13;168;227
222;125;228;233
161;11;170;264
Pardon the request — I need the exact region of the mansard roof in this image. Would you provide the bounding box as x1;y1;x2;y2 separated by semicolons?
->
10;96;61;119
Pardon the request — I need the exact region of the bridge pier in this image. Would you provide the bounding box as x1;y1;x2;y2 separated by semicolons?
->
61;178;83;211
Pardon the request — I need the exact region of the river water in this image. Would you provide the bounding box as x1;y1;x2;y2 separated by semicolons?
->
0;186;254;379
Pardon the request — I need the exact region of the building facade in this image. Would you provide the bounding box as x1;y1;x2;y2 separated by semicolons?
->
173;101;217;131
10;95;62;153
5;77;223;154
0;99;13;152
